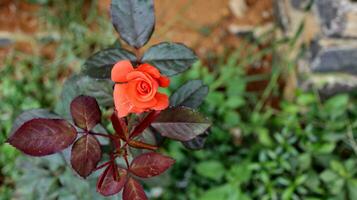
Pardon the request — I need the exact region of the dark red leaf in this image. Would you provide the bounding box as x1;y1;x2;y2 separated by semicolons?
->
130;110;161;139
71;134;102;178
130;152;175;178
151;107;211;141
128;140;158;151
123;177;148;200
10;109;60;136
111;112;128;140
70;95;101;131
97;164;127;196
8;118;77;156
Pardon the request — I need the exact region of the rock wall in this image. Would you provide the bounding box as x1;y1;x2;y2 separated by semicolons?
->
275;0;357;97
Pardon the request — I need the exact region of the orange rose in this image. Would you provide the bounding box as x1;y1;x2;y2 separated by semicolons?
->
111;60;170;117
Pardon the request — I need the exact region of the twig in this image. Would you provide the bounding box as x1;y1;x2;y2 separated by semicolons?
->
94;161;111;171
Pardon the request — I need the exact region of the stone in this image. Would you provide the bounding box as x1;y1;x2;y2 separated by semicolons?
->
315;0;357;38
229;0;248;18
310;39;357;75
290;0;310;10
273;0;320;43
274;0;357;97
0;37;12;47
300;74;357;98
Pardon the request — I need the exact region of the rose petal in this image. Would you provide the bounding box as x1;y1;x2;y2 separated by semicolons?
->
131;107;147;113
128;78;158;100
153;93;169;110
111;60;134;82
127;84;158;109
126;71;151;82
158;76;170;87
137;64;160;78
114;84;133;117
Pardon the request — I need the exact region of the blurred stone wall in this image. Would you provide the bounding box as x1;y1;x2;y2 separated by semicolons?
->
275;0;357;97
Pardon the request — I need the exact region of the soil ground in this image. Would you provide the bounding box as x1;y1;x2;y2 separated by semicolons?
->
0;0;273;61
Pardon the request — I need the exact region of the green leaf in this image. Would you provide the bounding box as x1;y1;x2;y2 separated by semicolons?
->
257;128;273;147
142;42;198;76
224;111;240;127
225;96;245;109
151;107;211;141
298;153;311;171
206;92;225;108
82;48;136;79
297;93;316;106
170;80;208;108
282;185;295;200
320;170;338;183
330;160;348;177
226;163;252;184
322;94;349;118
325;94;349;110
198;184;245;200
55;75;113;118
195;161;225;181
111;0;155;48
348;179;357;199
82;78;114;107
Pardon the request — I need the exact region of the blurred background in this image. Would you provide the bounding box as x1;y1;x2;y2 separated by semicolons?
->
1;0;357;199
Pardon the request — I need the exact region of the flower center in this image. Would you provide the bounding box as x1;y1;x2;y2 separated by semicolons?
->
137;81;151;95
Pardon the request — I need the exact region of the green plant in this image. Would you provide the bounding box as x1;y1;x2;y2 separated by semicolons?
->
158;51;357;199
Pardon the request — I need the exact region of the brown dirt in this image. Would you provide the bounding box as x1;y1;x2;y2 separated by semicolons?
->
0;1;40;61
150;0;273;60
0;0;273;60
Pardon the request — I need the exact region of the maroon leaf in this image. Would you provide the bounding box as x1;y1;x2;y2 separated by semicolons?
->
123;177;148;200
8;118;77;156
130;110;161;139
111;112;128;140
130;152;175;178
97;164;127;196
70;95;101;131
71;134;102;178
10;109;60;136
151;107;211;141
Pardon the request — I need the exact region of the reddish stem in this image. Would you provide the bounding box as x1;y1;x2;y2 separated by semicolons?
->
130;110;161;139
113;137;122;153
123;147;130;168
111;111;128;141
134;48;141;63
94;161;111;171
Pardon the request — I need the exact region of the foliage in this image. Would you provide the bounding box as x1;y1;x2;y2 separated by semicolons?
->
5;0;211;199
159;56;357;200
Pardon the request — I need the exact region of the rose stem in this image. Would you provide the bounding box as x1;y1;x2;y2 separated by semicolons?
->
94;160;111;171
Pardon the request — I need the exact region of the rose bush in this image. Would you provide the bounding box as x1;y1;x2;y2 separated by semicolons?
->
6;0;211;199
